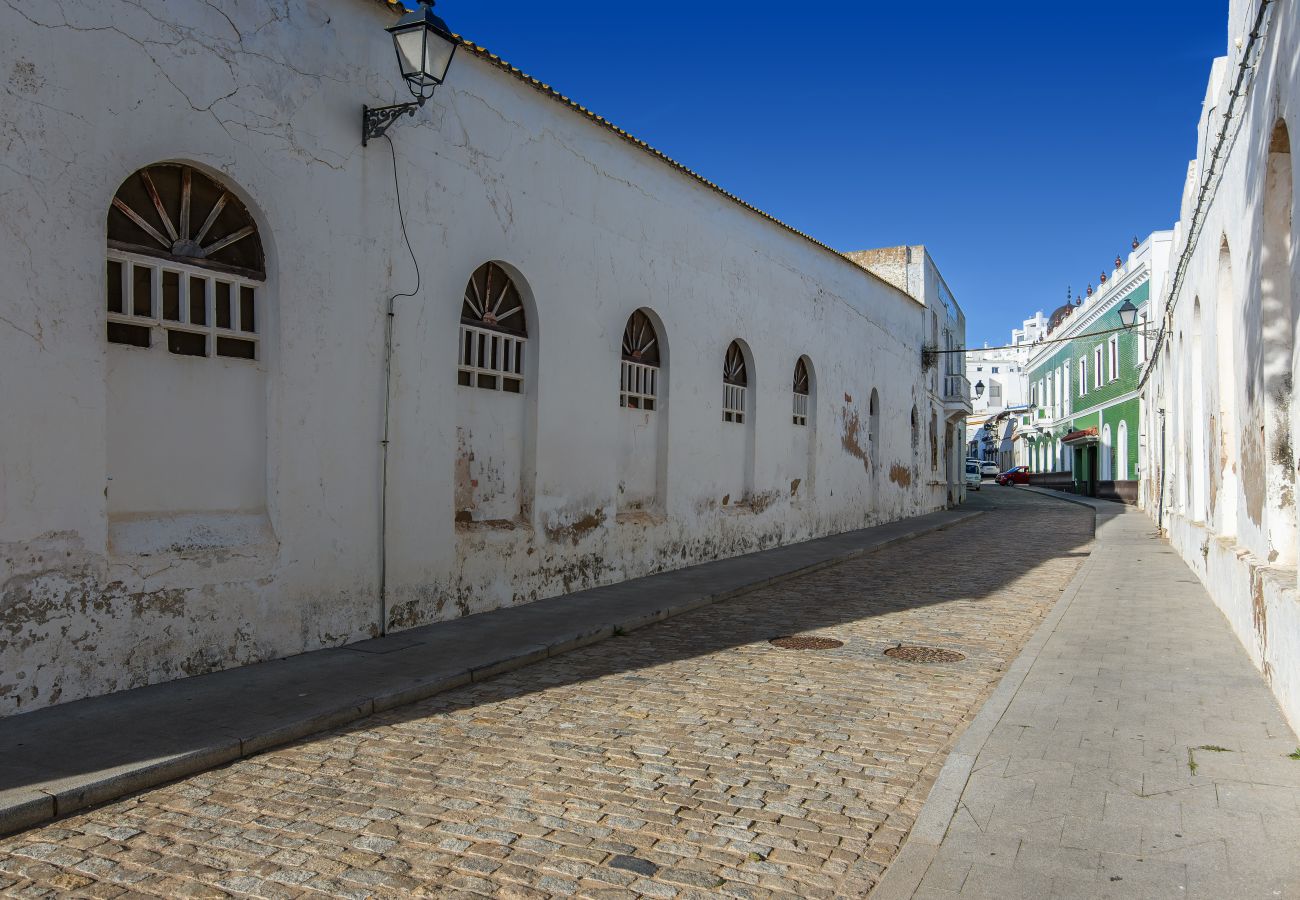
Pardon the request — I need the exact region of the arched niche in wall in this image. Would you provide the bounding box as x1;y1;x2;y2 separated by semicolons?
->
720;339;756;506
616;308;668;515
787;356;816;502
1190;298;1206;520
454;261;537;526
104;162;269;529
1216;237;1239;536
1261;119;1295;563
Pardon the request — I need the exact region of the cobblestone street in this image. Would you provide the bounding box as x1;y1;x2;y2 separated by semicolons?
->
0;490;1091;899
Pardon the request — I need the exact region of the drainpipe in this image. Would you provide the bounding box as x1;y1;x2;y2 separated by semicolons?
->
376;135;422;638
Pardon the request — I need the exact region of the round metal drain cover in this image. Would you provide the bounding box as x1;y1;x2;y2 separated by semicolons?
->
770;636;843;650
884;645;965;663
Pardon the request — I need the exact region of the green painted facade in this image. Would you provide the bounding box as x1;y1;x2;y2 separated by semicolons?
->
1025;282;1147;490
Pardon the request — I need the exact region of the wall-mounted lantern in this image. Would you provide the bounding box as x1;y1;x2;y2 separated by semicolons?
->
363;0;459;145
1117;299;1139;328
974;380;986;399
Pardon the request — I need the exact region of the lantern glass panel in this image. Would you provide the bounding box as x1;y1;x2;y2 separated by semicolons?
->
421;33;456;85
392;26;426;80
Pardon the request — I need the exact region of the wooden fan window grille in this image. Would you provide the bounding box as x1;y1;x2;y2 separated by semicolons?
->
723;342;747;424
106;165;263;360
793;358;810;426
458;262;527;392
620;311;660;410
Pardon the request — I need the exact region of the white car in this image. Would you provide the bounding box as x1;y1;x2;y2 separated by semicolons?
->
980;461;1000;477
965;461;982;491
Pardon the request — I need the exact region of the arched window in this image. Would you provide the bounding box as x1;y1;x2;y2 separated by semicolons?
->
459;262;526;393
1117;420;1129;482
107;164;263;359
1101;424;1113;481
723;341;747;423
105;164;268;521
620;310;659;410
792;358;810;426
930;409;939;469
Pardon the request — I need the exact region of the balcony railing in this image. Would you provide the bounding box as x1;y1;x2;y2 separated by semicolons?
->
943;373;971;405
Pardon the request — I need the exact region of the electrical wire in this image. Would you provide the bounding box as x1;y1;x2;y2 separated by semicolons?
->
377;132;421;637
929;320;1152;355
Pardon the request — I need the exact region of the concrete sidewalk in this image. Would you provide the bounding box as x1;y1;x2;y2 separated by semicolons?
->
0;506;978;838
872;493;1300;899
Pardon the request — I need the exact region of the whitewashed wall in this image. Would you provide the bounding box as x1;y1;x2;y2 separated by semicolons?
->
1140;0;1300;733
0;0;956;715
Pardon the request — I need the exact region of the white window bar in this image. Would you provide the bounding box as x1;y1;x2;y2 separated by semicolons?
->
458;323;525;392
105;249;259;360
792;391;809;426
620;359;658;410
723;383;746;423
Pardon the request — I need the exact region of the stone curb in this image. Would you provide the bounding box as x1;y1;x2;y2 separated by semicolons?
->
867;498;1099;900
0;508;982;838
1017;484;1102;509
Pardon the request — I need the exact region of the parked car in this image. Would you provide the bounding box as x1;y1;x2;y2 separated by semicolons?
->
965;461;982;491
980;461;1000;477
996;466;1031;486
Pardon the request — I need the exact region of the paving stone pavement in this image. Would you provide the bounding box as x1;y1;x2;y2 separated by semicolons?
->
899;497;1300;900
0;489;1091;899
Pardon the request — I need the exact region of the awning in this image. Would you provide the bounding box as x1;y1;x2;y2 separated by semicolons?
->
1061;427;1099;445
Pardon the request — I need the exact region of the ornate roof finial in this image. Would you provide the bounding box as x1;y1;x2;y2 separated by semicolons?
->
1131;235;1140;250
1100;271;1107;284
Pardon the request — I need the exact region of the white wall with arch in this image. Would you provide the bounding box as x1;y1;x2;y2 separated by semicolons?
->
1137;16;1300;734
0;0;961;715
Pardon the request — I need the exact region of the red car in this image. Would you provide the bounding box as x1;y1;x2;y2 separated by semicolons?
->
996;466;1030;485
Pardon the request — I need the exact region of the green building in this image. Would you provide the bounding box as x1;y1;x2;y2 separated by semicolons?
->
1024;232;1171;500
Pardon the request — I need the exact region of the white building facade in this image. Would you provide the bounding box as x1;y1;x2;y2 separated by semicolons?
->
0;0;966;715
963;311;1042;465
1138;0;1300;732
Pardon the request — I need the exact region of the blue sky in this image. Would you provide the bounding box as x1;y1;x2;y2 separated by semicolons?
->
445;1;1227;347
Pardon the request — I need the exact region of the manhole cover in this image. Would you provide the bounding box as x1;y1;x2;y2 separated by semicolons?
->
769;636;843;650
884;645;965;663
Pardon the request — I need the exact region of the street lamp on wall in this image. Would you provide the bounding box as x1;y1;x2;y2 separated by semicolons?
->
1117;299;1139;329
363;0;459;146
974;380;985;399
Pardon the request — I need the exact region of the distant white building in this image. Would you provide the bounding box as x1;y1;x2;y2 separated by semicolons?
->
963;311;1043;463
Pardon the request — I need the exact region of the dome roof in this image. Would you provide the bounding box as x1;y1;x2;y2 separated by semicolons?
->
1047;302;1077;333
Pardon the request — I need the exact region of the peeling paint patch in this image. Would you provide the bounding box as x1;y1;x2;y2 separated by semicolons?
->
789;478;801;497
889;464;912;487
747;490;781;514
544;507;607;545
840;407;869;472
1241;410;1266;526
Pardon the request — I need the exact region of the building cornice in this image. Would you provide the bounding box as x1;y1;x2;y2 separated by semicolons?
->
1027;266;1150;370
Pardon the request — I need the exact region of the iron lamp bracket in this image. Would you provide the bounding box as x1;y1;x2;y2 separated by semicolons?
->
363;100;423;146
